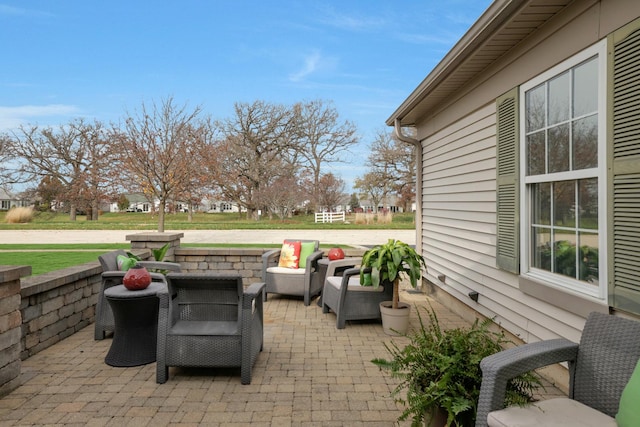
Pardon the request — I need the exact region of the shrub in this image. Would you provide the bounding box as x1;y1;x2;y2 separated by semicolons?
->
355;212;375;224
377;211;393;224
5;206;35;224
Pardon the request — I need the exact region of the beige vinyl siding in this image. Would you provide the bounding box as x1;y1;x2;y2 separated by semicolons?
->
420;103;585;344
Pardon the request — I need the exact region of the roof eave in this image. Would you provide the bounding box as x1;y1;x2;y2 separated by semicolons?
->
386;0;526;127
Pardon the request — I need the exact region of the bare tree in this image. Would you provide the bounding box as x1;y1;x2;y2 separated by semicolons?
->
112;97;209;232
7;119;114;220
215;100;297;220
360;128;416;210
0;133;15;188
294;99;359;211
317;173;346;211
354;171;387;212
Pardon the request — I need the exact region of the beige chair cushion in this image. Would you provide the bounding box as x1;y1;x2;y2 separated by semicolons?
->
325;276;384;292
487;398;616;427
266;266;306;275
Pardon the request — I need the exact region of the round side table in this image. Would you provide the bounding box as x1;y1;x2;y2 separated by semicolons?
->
104;282;165;367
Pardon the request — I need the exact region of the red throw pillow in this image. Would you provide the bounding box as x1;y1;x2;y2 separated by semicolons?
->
278;240;302;268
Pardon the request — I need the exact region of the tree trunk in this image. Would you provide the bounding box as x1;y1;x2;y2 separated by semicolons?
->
157;201;165;232
392;278;400;310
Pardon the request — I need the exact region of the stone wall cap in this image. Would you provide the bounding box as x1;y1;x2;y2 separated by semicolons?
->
0;265;32;283
126;232;184;242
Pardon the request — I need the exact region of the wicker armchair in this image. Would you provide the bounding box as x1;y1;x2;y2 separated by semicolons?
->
156;273;265;385
476;311;640;427
322;266;393;329
261;239;323;306
95;249;181;340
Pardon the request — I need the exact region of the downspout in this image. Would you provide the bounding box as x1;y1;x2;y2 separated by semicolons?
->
393;118;423;255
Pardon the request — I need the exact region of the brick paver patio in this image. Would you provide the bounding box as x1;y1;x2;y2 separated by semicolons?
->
0;288;561;426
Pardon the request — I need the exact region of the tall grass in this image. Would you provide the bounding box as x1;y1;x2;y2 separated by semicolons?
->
5;207;34;224
377;211;393;224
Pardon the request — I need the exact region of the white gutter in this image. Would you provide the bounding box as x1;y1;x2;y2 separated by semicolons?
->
394;118;422;255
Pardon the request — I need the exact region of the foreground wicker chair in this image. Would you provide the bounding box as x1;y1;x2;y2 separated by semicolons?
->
156;273;265;385
261;239;323;306
322;266;393;329
95;249;181;340
476;311;640;427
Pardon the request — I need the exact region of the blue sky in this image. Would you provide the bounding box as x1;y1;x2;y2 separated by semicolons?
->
1;1;492;189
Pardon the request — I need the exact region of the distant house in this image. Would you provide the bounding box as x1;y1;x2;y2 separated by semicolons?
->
0;188;31;211
109;193;154;213
387;0;640;349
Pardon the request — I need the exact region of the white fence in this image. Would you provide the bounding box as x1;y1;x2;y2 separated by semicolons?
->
314;211;346;223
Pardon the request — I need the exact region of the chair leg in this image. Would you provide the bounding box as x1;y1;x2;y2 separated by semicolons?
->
156;363;168;384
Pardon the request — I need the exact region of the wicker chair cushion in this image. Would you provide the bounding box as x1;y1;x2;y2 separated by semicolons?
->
325;276;384;292
267;266;307;275
487;398;616;427
616;359;640;427
169;320;239;336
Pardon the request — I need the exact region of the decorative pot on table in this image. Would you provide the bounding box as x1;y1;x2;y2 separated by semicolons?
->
123;264;152;290
328;247;345;260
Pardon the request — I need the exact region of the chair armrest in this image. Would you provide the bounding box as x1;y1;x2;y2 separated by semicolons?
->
476;338;578;427
244;282;266;306
101;271;126;279
303;250;323;270
262;249;281;264
326;258;360;276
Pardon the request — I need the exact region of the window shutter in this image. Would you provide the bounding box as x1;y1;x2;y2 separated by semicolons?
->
608;20;640;314
496;88;520;274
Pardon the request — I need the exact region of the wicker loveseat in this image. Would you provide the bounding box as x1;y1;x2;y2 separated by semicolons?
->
476;311;640;427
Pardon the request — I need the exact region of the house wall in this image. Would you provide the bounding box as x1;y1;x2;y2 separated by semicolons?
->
414;0;640;344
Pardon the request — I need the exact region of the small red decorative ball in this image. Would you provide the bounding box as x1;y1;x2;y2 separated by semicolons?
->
328;247;345;260
122;264;152;290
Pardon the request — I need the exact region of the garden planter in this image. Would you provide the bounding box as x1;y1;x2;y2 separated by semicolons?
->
379;301;411;335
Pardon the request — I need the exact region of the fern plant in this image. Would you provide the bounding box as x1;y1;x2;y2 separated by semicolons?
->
372;305;542;426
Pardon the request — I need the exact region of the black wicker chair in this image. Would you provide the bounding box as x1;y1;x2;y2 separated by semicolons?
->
156;273;265;385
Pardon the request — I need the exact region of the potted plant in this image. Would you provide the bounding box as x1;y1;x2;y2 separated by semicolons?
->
372;306;541;427
360;239;427;335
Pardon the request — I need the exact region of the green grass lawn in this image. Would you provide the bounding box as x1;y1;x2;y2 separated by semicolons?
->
0;211;416;230
0;251;110;276
0;210;412;275
0;243;351;277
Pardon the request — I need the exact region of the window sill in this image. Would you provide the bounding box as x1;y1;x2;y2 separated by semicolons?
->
519;275;609;318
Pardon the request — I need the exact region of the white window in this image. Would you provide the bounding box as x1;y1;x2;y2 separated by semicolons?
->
520;41;607;299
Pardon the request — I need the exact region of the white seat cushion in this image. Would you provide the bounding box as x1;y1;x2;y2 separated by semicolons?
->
325;276;384;292
487;398;616;427
266;266;306;275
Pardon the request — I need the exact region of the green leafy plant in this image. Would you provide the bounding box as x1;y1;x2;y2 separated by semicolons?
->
152;243;170;261
372;306;542;426
360;239;427;309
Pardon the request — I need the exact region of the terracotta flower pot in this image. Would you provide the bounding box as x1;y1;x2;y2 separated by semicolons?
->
122;264;152;290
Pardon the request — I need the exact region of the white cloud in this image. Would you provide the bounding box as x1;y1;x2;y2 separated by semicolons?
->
0;4;53;17
0;104;80;131
288;51;322;82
